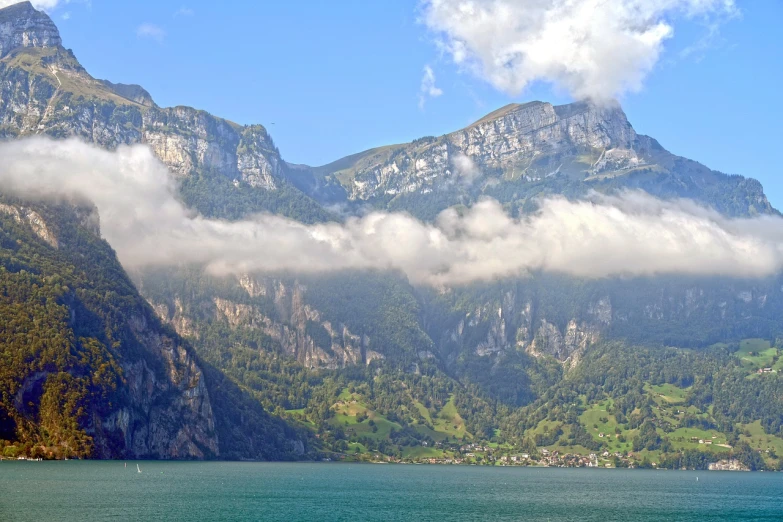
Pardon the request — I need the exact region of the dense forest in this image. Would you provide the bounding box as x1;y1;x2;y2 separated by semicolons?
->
0;199;130;458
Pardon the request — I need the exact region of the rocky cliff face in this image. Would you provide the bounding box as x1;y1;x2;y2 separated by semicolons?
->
141;265;783;377
708;459;750;471
0;3;283;191
0;2;61;59
148;274;380;370
321;101;644;201
0;202;58;247
429;275;783;373
435;287;607;368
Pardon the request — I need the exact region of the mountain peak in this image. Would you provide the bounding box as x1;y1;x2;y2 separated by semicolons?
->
0;0;35;15
467;100;630;133
553;99;626;119
463;99;634;151
467;101;546;127
0;1;61;59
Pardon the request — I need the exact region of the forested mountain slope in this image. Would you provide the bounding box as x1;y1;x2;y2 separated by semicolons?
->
0;196;309;460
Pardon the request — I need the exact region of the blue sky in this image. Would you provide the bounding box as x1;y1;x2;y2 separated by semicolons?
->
42;0;783;206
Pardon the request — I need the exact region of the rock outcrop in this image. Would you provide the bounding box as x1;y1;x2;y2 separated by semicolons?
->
151;274;374;370
0;202;58;247
708;459;749;471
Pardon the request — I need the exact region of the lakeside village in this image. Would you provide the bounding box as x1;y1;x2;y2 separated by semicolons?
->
1;442;751;471
332;442;753;471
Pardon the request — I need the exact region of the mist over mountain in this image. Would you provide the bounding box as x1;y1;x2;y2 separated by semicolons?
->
0;2;781;469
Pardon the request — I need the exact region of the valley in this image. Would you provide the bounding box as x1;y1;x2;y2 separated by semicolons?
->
0;1;782;472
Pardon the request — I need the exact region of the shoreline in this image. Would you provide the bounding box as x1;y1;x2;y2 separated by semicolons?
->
0;457;763;472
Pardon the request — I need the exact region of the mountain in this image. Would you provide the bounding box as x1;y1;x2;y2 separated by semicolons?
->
0;2;329;223
293;100;772;219
1;3;782;469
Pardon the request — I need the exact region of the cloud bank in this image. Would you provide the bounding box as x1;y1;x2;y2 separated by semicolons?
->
421;0;736;101
1;138;782;287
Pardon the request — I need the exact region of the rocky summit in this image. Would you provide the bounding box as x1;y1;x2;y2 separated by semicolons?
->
311;100;642;200
0;1;61;59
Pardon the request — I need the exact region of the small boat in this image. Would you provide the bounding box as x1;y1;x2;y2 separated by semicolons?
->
137;463;142;474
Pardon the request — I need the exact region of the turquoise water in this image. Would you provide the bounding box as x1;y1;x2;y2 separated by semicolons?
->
1;462;782;521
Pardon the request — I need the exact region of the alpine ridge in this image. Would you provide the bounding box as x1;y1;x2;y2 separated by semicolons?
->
293;99;772;220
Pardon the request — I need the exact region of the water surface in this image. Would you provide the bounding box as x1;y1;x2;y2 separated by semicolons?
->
1;462;781;521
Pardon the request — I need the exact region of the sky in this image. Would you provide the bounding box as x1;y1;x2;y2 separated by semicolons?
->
16;0;783;206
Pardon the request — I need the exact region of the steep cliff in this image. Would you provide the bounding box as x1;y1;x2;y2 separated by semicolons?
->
0;196;311;460
313;101;637;199
445;272;776;386
137;270;400;370
0;46;282;187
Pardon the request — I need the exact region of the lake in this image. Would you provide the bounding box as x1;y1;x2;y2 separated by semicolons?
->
1;462;781;521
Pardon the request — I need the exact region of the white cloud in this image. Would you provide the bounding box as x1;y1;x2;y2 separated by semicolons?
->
421;0;737;102
174;6;194;17
419;64;443;109
452;153;482;185
136;23;166;43
2;138;783;287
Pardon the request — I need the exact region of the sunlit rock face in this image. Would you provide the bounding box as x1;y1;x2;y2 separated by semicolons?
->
321;101;642;201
